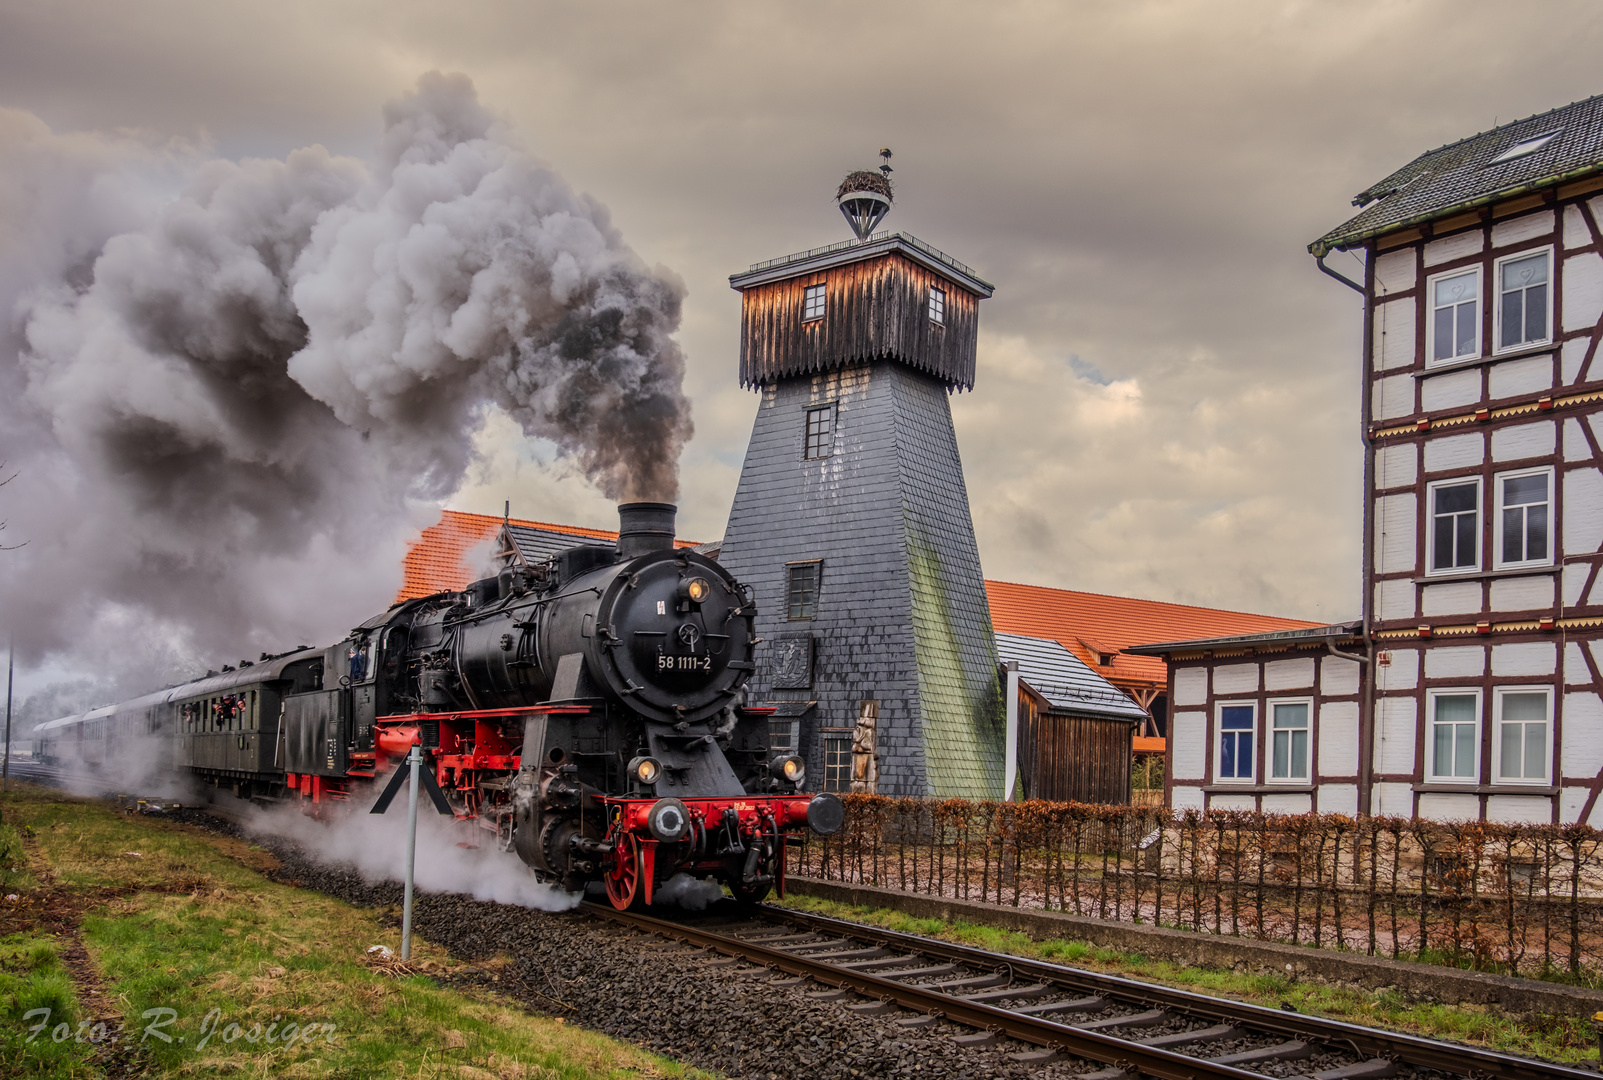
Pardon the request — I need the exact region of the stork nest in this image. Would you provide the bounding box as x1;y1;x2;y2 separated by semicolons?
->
837;170;893;201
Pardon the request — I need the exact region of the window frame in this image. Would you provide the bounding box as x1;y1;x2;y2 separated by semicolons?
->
803;403;835;460
1213;700;1258;784
1492;245;1554;356
786;560;822;621
928;286;946;325
1423;264;1484;368
1491;685;1553;786
822;733;852;792
802;283;826;322
1426;688;1483;783
1266;697;1313;785
1425;475;1483;576
1492;465;1555;570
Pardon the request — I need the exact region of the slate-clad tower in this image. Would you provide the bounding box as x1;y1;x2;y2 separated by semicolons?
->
718;173;1004;798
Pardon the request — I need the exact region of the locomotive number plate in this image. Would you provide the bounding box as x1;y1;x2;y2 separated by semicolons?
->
657;654;712;672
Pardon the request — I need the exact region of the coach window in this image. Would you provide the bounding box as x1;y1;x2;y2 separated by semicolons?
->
1215;702;1256;783
787;561;821;620
1494;467;1553;569
1428;478;1481;574
1428;689;1481;781
1495;248;1553;353
1493;687;1551;785
1268;699;1311;782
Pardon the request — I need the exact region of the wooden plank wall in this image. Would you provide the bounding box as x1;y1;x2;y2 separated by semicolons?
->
1017;687;1135;804
739;253;979;389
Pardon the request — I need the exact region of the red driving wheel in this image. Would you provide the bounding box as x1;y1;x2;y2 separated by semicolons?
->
605;832;641;911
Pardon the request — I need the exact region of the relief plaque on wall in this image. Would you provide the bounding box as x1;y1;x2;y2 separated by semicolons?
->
772;633;814;689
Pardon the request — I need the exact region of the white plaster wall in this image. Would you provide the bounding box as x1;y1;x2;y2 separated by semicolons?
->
1589;413;1603;452
1261;793;1311;814
1423;432;1484;472
1488;357;1554;400
1374;374;1416;421
1373;782;1414;817
1209;793;1255;812
1321;656;1360;696
1264;656;1315;690
1376;697;1417;773
1374;494;1416;573
1491;641;1556;676
1173;667;1208;707
1418;793;1481;820
1376;443;1418;490
1566;642;1589;686
1420;369;1481;411
1587;573;1603;606
1169;711;1207;779
1373;248;1417;294
1421;581;1481;616
1559;787;1589;826
1564;562;1590;606
1487;796;1551;825
1564;466;1603;555
1564;205;1593;250
1562;691;1603;778
1492;210;1554;248
1565;418;1591;461
1563;251;1603;333
1318;700;1360;775
1489;575;1554;612
1213;664;1259;695
1317;784;1358;815
1170;786;1205;813
1563;337;1590;385
1374;299;1416;371
1425;645;1486;678
1375;579;1415;621
1590;641;1603;680
1491;420;1555;461
1378;648;1419;691
1425;231;1484;266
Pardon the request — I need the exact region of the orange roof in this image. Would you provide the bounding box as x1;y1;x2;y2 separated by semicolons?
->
985;580;1321;692
397;510;701;602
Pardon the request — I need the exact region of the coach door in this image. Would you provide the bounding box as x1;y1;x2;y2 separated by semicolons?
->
283;689;350;777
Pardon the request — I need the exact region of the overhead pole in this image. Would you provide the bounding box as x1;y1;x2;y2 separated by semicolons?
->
401;743;421;961
3;640;12;793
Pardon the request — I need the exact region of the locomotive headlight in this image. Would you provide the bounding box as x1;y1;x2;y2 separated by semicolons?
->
628;755;662;786
679;576;712;604
770;754;805;786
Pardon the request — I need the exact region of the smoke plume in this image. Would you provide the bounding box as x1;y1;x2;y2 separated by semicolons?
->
0;72;692;684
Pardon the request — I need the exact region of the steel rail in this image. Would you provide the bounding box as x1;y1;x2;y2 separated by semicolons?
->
755;905;1596;1080
585;903;1327;1080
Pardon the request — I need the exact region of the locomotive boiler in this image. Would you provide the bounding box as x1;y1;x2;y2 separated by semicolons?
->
36;502;842;909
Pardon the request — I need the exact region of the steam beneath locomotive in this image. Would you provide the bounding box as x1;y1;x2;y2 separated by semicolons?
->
0;71;692;677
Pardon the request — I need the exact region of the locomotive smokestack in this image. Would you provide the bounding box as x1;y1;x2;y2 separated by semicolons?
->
616;502;677;559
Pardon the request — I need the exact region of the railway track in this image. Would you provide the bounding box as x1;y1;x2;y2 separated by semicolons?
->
583;901;1596;1080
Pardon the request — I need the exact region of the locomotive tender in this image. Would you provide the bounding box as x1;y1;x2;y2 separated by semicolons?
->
36;503;843;908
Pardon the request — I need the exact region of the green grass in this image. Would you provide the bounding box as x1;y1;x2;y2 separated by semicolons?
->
774;893;1599;1066
1;784;714;1079
1;933;97;1078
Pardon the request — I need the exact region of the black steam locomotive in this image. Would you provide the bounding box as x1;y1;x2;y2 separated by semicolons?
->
35;503;843;908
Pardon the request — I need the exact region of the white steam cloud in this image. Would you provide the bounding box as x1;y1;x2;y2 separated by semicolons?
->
0;72;692;688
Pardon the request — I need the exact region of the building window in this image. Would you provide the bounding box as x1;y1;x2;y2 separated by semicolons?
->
1428;690;1480;781
1216;703;1255;782
804;404;835;459
1494;688;1551;784
1426;267;1481;365
1428;478;1480;573
1495;249;1552;352
1495;467;1552;569
786;561;820;620
822;734;851;791
928;287;945;325
1269;700;1310;782
769;719;799;755
803;283;826;321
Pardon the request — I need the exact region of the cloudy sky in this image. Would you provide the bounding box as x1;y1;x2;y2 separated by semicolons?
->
3;0;1601;693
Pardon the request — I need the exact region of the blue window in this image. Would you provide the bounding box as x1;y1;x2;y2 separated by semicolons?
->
1217;704;1255;781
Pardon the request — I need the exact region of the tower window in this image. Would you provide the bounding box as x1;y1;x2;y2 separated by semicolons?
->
928;287;945;325
804;404;834;459
803;284;826;321
787;561;821;620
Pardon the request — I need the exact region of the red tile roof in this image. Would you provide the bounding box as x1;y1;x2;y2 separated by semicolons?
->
985;580;1321;693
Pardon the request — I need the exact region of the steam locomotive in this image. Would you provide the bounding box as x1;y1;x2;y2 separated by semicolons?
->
34;503;843;908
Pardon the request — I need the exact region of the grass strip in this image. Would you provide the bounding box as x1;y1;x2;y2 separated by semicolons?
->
772;892;1596;1066
2;784;713;1079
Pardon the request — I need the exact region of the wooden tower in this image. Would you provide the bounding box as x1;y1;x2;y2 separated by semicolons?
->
718;172;1004;798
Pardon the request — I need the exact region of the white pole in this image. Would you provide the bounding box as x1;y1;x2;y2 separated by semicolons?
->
401;743;420;960
1003;661;1020;801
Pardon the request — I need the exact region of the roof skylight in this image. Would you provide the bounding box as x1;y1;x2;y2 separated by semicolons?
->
1490;131;1561;164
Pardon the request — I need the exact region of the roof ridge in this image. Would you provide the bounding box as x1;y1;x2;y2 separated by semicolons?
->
984;578;1322;625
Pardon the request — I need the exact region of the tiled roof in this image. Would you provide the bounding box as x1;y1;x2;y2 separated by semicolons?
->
1124;621;1364;656
996;633;1148;720
985;580;1322;691
396;510;697;602
1312;92;1603;255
